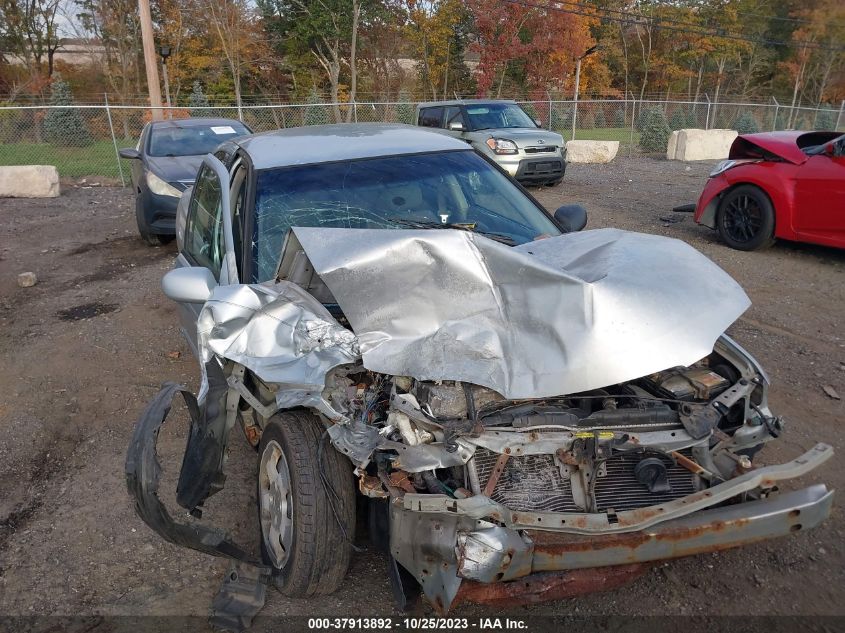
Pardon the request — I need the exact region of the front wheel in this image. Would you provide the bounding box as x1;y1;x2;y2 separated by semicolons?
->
257;411;356;596
716;185;775;251
135;197;174;246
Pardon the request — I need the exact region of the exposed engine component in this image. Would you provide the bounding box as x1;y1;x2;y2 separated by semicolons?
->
643;367;730;401
634;457;671;493
320;347;778;512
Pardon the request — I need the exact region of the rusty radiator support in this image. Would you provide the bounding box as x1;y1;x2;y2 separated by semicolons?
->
452;564;651;608
482;452;511;498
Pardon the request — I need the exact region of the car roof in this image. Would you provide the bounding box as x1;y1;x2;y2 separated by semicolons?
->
416;99;518;109
148;117;247;129
234;123;470;170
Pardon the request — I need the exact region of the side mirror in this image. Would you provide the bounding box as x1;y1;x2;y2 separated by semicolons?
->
824;143;836;157
119;148;141;160
534;118;542;127
161;266;217;304
448;121;464;131
554;204;588;233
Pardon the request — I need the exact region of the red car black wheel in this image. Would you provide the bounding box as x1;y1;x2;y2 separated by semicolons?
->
716;185;775;251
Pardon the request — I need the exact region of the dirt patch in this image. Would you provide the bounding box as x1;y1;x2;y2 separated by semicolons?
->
0;163;842;620
57;302;120;321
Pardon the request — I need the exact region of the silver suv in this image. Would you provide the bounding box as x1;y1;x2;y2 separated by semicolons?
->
416;99;566;186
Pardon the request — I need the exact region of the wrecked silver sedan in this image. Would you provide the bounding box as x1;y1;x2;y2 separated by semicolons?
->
126;124;833;619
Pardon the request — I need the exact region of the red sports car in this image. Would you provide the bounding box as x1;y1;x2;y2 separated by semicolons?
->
692;131;845;251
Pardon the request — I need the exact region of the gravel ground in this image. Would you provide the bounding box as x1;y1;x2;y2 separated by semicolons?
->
0;158;843;625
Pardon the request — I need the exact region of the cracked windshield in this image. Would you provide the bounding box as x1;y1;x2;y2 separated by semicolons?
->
251;149;560;281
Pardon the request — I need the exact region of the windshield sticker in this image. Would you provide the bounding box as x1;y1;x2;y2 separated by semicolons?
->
211;125;237;135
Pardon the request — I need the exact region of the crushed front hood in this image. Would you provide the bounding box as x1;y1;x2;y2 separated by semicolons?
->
290;227;750;398
728;131;809;165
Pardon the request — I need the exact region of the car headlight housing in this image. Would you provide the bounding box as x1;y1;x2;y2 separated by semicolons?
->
709;159;758;178
146;170;181;197
486;138;519;155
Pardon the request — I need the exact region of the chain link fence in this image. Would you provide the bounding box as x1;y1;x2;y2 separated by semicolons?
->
1;99;842;184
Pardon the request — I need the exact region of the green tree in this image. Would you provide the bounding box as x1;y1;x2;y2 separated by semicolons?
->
639;107;670;152
734;111;759;134
42;75;92;147
188;80;210;116
816;106;836;130
613;107;625;128
395;89;415;124
303;88;330;126
669;108;687;131
260;0;380;122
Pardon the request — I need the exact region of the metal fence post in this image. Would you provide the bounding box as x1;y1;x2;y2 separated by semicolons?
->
837;100;845;132
704;94;711;130
104;94;126;187
629;98;636;158
771;96;780;132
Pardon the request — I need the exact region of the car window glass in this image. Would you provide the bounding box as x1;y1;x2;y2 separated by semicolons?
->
185;165;225;278
445;106;465;129
465;104;535;130
148;123;250;157
418;107;444;128
251;150;560;282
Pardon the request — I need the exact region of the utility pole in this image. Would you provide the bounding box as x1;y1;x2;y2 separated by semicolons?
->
138;0;163;120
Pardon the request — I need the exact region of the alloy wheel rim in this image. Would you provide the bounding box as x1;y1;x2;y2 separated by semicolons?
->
723;194;763;243
258;440;294;569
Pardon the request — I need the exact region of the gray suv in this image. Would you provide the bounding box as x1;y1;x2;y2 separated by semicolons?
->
416;99;566;186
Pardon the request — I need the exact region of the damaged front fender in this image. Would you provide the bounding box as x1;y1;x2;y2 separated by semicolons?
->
125;380;263;565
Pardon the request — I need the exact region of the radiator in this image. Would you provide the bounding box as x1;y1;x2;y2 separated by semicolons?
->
473;447;697;513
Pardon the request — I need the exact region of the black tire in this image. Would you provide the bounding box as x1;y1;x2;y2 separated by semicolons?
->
135;197;174;246
716;185;775;251
257;411;355;597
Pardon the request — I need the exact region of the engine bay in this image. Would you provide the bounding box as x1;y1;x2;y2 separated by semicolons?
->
307;339;780;518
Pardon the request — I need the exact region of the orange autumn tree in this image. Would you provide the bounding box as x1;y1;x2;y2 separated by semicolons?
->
466;0;594;98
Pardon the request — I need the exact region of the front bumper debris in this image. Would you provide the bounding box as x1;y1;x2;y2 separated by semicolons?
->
126;382;270;631
390;445;833;613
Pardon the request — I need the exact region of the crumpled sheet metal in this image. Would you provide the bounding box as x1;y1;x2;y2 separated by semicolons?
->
293;226;750;399
197;281;359;412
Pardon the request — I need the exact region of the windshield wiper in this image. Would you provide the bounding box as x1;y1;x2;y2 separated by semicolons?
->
388;217;517;245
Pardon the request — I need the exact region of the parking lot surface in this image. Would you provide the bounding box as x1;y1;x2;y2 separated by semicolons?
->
0;158;843;619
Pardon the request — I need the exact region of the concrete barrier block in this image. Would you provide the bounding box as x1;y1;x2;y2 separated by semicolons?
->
668;129;738;161
0;165;60;198
666;130;680;160
565;140;620;164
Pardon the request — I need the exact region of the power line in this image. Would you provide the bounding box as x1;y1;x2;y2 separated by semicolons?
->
494;0;845;53
643;0;845;27
555;0;845;51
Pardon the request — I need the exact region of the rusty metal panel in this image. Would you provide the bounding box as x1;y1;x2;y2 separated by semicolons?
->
528;484;832;570
453;564;650;608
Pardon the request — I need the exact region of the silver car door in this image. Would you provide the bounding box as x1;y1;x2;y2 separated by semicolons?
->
173;154;234;354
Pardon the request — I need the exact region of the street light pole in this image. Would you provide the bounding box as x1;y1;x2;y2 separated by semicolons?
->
138;0;163;120
571;45;598;142
159;45;172;117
